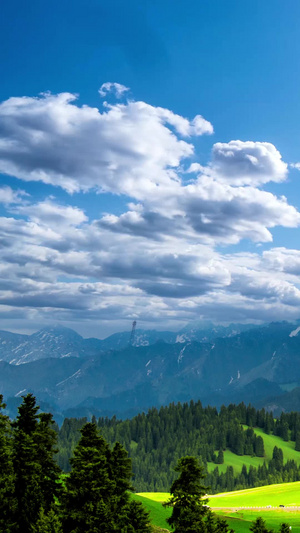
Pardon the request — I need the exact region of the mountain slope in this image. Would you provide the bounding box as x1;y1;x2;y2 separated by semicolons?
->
1;320;300;415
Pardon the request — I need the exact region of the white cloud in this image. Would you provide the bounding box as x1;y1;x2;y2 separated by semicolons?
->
0;186;28;204
99;82;130;98
15;200;87;228
290;163;300;171
101;178;300;244
0;87;300;333
1;196;300;332
263;247;300;275
0;92;214;197
210;140;288;185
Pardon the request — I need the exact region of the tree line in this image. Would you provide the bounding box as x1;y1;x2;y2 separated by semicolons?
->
57;401;300;492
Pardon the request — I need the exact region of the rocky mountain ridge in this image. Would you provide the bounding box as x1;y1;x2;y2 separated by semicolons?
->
0;321;256;365
1;320;300;421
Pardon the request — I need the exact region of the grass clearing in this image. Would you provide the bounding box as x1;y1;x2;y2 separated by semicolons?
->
252;428;300;464
139;482;300;532
207;449;264;474
207;427;300;474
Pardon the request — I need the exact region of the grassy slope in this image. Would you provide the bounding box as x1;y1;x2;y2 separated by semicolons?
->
207;427;300;474
209;481;300;507
139;481;300;507
219;510;300;533
132;494;171;530
138;482;300;533
134;429;300;531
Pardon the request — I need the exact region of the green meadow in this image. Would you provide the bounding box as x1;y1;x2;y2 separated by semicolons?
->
209;481;300;507
207;428;300;474
133;493;171;530
218;510;300;533
137;482;300;532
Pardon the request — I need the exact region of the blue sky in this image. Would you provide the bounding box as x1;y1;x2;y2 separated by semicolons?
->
1;0;300;337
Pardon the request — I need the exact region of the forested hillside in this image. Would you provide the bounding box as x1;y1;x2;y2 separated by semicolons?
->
0;393;151;532
57;401;300;492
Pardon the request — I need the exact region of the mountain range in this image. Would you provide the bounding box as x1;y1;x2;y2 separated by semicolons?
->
1;320;300;422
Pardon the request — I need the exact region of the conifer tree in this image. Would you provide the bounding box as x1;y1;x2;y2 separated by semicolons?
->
249;517;273;533
61;422;115;533
34;412;62;512
279;524;291;533
124;500;151;533
12;394;61;533
12;394;43;533
216;449;224;464
32;508;63;533
255;436;265;457
164;456;210;533
0;395;15;532
61;422;151;533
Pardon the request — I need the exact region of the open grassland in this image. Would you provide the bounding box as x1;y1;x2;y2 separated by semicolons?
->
209;481;300;507
218;510;300;533
207;427;300;474
138;482;300;532
138;482;300;508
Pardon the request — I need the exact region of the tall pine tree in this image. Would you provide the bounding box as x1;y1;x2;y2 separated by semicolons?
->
12;394;61;533
0;395;16;532
61;422;150;533
164;456;210;533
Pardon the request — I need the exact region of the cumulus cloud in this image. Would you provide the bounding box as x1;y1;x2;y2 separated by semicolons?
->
15;200;88;228
100;179;300;244
0;92;212;197
99;82;130;98
1;196;300;332
210;140;288;185
263;248;300;276
0;87;300;333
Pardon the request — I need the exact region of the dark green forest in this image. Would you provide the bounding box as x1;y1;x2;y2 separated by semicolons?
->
57;401;300;492
0;393;151;533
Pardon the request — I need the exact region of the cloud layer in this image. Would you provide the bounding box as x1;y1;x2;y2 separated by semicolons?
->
0;86;300;335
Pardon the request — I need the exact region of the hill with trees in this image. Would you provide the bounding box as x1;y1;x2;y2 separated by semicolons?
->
57;401;300;492
0;392;298;532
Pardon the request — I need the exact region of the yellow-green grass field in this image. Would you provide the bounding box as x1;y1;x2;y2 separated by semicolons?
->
207;428;300;474
209;481;300;507
136;482;300;532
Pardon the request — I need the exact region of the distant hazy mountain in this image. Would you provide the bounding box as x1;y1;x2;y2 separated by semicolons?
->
0;326;103;364
0;321;259;365
2;320;300;420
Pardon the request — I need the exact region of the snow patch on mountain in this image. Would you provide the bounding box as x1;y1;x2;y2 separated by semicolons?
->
176;334;187;344
289;326;300;337
56;369;82;387
178;345;188;364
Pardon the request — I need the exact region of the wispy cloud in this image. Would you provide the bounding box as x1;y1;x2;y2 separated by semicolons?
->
99;82;130;98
